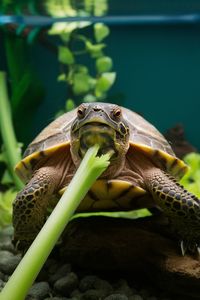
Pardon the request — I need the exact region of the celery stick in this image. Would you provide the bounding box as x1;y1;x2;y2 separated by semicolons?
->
0;145;110;300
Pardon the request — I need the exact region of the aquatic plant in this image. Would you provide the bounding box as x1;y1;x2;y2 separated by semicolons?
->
46;0;116;114
180;152;200;197
0;189;17;228
0;145;110;300
0;72;23;190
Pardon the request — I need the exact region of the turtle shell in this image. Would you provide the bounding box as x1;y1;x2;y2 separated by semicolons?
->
15;104;188;184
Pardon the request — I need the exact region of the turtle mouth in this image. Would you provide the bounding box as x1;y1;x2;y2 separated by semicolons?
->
78;122;118;158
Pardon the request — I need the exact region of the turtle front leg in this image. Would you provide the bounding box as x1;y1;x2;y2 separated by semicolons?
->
13;166;60;250
144;167;200;255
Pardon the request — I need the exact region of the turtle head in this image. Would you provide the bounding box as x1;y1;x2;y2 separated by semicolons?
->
70;103;129;173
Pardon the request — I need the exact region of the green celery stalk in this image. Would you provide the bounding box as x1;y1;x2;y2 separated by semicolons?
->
0;145;110;300
0;71;23;189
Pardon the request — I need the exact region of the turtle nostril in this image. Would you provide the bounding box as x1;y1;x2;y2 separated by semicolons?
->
93;107;101;112
119;122;127;135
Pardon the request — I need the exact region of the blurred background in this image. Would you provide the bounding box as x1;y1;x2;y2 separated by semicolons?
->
0;0;200;149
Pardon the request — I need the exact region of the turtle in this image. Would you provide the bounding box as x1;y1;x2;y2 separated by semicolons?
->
13;102;200;255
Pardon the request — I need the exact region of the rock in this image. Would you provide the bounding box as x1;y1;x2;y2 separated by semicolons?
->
0;278;5;289
104;294;129;300
0;271;5;280
70;288;83;298
81;289;107;300
54;272;79;295
79;275;112;295
129;295;144;300
0;241;15;253
49;263;71;283
0;250;21;274
139;289;150;298
0;227;15;253
113;279;133;297
27;281;50;299
164;124;197;159
0;226;13;238
79;275;99;292
44;297;69;300
93;278;113;294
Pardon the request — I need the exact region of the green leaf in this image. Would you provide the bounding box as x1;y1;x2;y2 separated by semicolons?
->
57;73;67;81
0;189;17;228
85;40;105;58
65;99;75;111
83;94;97;103
94;23;110;42
72;208;152;220
72;73;91;95
96;56;113;73
48;22;91;36
180;153;200;197
58;46;75;65
1;170;14;185
95;72;116;97
77;65;89;74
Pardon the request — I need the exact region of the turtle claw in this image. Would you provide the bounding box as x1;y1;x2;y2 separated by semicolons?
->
12;237;32;253
180;240;187;256
197;247;200;257
180;240;200;257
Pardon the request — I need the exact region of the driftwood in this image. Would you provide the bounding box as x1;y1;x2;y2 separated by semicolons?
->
164;123;197;158
60;216;200;299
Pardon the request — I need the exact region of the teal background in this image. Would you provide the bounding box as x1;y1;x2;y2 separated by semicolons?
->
31;23;200;150
1;1;200;150
107;24;200;149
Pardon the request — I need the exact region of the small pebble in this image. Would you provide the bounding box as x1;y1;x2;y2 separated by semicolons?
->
49;263;71;283
70;288;83;298
44;298;68;300
81;289;108;300
0;240;15;252
0;226;13;238
79;275;99;292
114;279;133;297
0;271;5;280
129;295;144;300
54;272;79;295
0;278;5;289
27;281;50;299
93;278;113;294
140;288;150;298
0;250;21;274
104;294;129;300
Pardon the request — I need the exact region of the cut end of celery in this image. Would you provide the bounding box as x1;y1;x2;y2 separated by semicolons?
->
94;153;111;168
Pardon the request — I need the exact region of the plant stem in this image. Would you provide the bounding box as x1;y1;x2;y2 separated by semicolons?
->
0;145;110;300
0;72;23;189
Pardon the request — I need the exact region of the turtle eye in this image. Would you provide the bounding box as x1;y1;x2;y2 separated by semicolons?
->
77;105;86;119
112;107;122;119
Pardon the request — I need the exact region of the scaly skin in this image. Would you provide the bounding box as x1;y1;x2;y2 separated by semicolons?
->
145;167;200;254
12;167;59;250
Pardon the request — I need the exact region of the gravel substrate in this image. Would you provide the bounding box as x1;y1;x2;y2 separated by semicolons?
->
0;226;173;300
